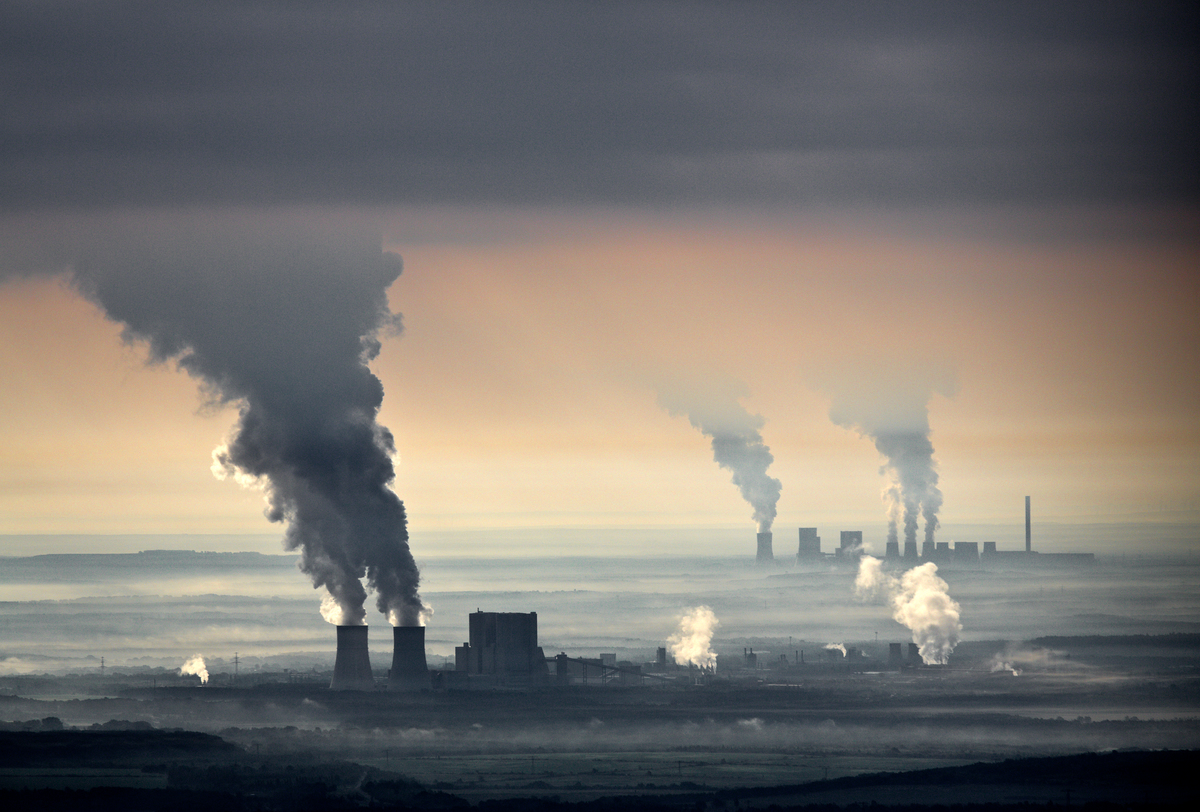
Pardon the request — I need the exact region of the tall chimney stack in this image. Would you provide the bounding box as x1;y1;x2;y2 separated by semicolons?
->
1025;495;1031;553
756;532;774;564
330;625;375;691
389;626;430;691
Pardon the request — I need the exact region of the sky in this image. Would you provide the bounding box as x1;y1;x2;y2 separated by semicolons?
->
1;2;1197;557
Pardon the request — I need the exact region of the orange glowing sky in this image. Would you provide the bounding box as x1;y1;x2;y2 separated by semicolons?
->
2;4;1197;556
2;205;1196;544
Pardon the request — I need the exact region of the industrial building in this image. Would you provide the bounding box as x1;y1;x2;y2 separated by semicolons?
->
786;497;1092;569
796;527;821;560
836;531;863;559
455;611;550;685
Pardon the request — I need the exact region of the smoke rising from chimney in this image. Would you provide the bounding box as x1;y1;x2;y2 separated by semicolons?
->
658;379;781;533
179;655;209;684
668;606;719;669
68;219;426;627
824;642;847;657
821;363;955;550
855;556;962;664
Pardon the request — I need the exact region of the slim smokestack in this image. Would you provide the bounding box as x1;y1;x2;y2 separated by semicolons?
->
1025;495;1031;553
756;531;774;564
389;626;430;691
330;625;375;691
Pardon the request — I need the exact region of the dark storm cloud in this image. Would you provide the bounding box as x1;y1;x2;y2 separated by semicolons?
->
2;1;1196;209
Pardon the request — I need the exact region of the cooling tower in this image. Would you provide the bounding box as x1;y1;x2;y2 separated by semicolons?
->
903;541;918;559
885;541;900;559
330;625;375;691
756;532;774;563
389;625;430;691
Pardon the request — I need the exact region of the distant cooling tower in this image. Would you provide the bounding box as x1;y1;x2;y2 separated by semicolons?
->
330;625;375;691
389;626;430;691
756;532;774;563
903;541;918;559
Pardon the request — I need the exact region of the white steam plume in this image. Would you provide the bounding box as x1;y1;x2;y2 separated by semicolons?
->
824;643;847;657
668;606;720;669
820;362;956;551
179;655;209;684
990;656;1022;676
657;378;781;533
855;555;962;664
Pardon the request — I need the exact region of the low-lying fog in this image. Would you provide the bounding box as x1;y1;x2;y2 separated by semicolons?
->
2;536;1198;673
3;532;1198;794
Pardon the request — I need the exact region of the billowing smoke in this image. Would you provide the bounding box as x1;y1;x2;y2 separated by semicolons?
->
855;556;962;664
66;219;425;627
824;642;847;657
668;606;719;669
179;655;209;684
658;379;781;533
821;363;956;550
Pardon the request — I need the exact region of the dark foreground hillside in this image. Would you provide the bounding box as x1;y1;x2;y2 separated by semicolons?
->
0;728;1194;811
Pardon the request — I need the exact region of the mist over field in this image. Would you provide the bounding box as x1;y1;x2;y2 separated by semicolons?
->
2;537;1199;806
2;533;1198;671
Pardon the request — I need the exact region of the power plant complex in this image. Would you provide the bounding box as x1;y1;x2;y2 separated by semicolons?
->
330;612;549;691
787;497;1094;567
318;497;1092;692
327;610;935;692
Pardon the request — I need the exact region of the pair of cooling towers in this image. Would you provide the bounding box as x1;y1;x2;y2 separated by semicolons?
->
330;625;428;691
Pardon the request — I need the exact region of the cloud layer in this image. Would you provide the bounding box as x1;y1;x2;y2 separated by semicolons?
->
3;2;1195;210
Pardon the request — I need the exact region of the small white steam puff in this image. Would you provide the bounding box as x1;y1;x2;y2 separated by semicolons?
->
854;556;962;665
668;606;720;670
179;654;209;684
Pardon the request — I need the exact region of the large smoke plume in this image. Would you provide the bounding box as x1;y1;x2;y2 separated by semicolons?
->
67;219;424;627
822;363;955;551
855;556;962;664
668;606;719;669
658;379;781;533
